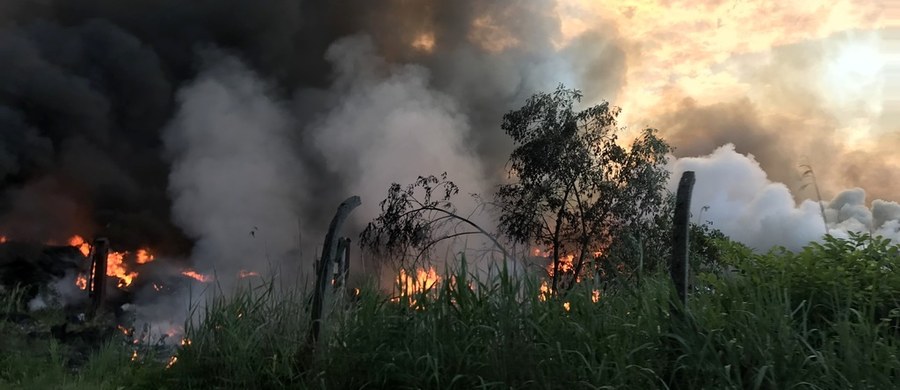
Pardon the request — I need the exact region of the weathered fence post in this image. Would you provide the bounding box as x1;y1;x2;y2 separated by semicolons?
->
334;237;350;289
670;171;695;306
306;196;361;348
88;238;109;318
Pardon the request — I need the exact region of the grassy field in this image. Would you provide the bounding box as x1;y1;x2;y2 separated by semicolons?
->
1;234;898;389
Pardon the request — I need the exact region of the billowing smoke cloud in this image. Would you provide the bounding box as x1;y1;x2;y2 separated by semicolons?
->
305;36;489;225
669;145;900;252
0;0;891;318
164;54;304;283
0;0;624;254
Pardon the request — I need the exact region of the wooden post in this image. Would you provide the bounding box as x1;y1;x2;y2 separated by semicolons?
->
307;196;361;348
89;238;109;317
334;237;350;289
670;171;695;306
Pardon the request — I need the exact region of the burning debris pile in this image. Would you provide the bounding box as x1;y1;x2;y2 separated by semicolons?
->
0;233;230;368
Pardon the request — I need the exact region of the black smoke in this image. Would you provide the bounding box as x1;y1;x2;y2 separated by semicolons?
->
0;0;628;257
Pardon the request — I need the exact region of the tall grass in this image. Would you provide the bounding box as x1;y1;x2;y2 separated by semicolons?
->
2;237;898;389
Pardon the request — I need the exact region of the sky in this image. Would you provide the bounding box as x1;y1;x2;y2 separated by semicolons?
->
554;0;892;200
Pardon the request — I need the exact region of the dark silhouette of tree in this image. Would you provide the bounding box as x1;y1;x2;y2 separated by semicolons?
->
361;173;506;269
497;86;671;293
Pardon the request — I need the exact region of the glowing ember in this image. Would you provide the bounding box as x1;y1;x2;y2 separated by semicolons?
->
0;236;7;243
393;267;441;306
180;338;191;347
130;350;138;362
75;274;88;290
563;301;571;311
68;235;91;257
166;355;178;369
538;280;551;302
238;270;259;278
152;283;163;292
135;249;155;264
182;269;212;283
592;289;601;303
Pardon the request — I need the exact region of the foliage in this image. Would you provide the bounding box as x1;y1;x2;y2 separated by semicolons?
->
497;85;672;292
360;173;505;269
3;234;900;388
715;232;900;331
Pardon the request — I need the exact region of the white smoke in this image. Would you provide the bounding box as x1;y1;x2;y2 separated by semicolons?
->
163;54;304;284
669;144;900;251
306;36;493;240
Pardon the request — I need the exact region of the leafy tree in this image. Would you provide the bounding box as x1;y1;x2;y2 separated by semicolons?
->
360;173;506;269
496;86;672;293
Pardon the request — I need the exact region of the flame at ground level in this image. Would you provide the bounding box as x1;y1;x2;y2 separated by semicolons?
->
67;235;155;290
181;269;212;283
393;267;441;306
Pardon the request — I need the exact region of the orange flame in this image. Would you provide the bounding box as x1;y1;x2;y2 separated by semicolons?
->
538;280;552;302
182;269;212;283
67;235;155;289
135;249;155;264
393;267;441;306
563;301;571;311
592;289;601;303
75;274;88;290
130;350;138;362
107;251;138;288
166;355;178;369
68;235;91;257
0;236;7;244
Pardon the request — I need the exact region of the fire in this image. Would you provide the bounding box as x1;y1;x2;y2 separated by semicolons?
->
393;267;441;306
411;32;435;52
563;301;571;311
130;350;138;362
546;254;575;277
592;289;601;303
75;274;88;290
180;338;191;347
67;236;154;289
107;251;138;288
152;283;163;292
0;236;7;244
117;325;133;337
166;355;178;369
68;235;91;257
182;269;213;283
238;270;259;278
538;280;551;301
135;249;155;264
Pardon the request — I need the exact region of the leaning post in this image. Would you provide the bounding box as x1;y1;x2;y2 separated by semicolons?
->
88;238;109;318
670;171;695;306
306;196;361;348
